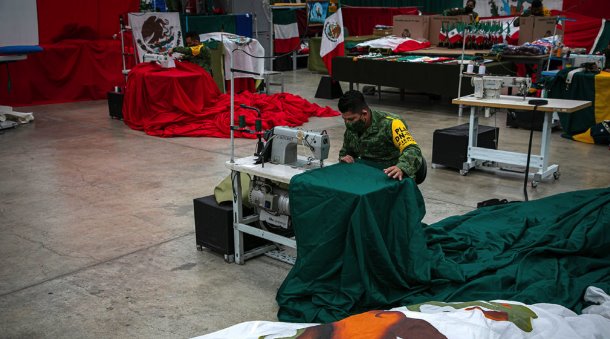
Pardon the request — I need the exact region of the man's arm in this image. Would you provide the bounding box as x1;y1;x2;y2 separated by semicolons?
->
171;46;194;55
338;131;354;163
389;119;423;179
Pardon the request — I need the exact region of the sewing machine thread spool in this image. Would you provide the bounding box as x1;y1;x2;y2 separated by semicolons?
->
239;115;246;128
478;65;486;75
466;64;474;73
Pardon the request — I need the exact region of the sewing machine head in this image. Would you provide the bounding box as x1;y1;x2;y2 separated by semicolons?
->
266;126;330;167
142;53;175;68
472;75;532;100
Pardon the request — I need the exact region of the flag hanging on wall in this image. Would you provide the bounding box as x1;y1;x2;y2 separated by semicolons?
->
320;7;344;76
273;9;300;54
128;12;182;62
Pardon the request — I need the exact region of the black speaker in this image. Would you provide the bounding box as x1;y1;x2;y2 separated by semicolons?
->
432;123;499;170
107;91;124;120
193;195;269;259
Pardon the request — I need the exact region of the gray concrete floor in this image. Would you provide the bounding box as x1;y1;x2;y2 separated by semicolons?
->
1;68;609;338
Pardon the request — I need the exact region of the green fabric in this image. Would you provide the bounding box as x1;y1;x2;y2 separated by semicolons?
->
277;162;429;322
276;162;610;323
547;68;596;136
341;0;461;13
207;43;226;93
307;37;328;74
181;14;237;36
273;8;298;26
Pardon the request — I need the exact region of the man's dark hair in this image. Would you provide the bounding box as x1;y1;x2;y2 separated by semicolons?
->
338;90;369;113
531;0;542;8
185;32;200;41
466;0;476;6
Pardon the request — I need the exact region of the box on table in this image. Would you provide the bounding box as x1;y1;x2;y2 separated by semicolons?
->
432;123;499;170
518;16;563;45
193;195;270;258
429;15;471;46
393;15;430;40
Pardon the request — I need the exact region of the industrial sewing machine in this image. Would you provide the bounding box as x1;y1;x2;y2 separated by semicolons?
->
247;126;330;234
142;53;175;68
472;75;532;100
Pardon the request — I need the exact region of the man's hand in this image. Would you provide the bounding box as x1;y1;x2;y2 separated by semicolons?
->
340;155;355;163
384;166;403;180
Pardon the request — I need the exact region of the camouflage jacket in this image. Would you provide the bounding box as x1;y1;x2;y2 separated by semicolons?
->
339;110;423;179
172;44;212;74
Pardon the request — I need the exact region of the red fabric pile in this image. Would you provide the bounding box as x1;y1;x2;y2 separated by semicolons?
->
122;62;339;138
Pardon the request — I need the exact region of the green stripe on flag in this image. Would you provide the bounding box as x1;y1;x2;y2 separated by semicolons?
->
273;8;298;26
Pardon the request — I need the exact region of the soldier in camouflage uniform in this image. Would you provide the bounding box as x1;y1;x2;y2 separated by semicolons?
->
169;32;212;74
338;90;426;184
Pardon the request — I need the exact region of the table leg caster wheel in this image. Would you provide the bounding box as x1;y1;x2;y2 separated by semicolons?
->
224;254;235;263
553;172;560;180
196;244;203;251
459;169;469;176
531;180;539;188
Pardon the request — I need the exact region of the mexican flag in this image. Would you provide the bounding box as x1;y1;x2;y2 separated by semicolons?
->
448;27;462;44
320;7;344;76
273;9;300;54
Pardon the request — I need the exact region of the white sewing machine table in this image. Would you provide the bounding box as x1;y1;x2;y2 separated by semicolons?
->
225;155;325;265
451;95;591;185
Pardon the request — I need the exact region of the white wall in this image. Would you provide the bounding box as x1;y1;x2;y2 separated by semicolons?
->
0;0;39;46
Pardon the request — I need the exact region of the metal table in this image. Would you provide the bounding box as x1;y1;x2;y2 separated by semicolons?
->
225;155;325;264
451;95;591;185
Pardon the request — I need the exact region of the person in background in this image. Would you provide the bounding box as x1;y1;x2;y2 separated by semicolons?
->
443;0;479;22
169;32;212;74
522;0;550;16
338;90;427;184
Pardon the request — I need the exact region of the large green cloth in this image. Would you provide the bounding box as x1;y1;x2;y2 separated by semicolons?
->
547;68;597;136
276;162;610;323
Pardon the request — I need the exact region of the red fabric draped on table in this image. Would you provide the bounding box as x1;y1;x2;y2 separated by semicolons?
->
342;7;419;36
0;39;124;106
122;62;339;138
561;0;610;19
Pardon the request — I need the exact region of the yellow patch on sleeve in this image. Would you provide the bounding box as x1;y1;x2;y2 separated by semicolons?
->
391;119;417;152
190;44;202;56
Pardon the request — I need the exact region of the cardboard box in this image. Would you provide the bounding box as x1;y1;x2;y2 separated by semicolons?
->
518;16;563;45
429;15;471;46
393;15;430;40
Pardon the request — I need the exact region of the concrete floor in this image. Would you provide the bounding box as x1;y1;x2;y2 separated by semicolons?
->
1;68;608;338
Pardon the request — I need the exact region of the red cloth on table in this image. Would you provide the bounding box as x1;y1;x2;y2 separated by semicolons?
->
122;62;338;138
393;40;431;53
342;7;419;36
561;0;610;19
0;39;124;106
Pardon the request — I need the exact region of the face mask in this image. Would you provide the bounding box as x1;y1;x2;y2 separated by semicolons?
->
346;116;366;133
465;6;473;13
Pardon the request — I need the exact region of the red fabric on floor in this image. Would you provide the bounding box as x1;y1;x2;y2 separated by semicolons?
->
342;7;419;36
0;39;124;106
122;62;338;138
225;78;256;94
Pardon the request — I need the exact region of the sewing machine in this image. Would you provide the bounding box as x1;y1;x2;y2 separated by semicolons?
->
225;126;331;264
265;126;330;167
472;75;532;100
142;53;175;68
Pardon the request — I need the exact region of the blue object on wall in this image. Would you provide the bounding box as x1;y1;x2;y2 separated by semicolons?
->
234;13;253;38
